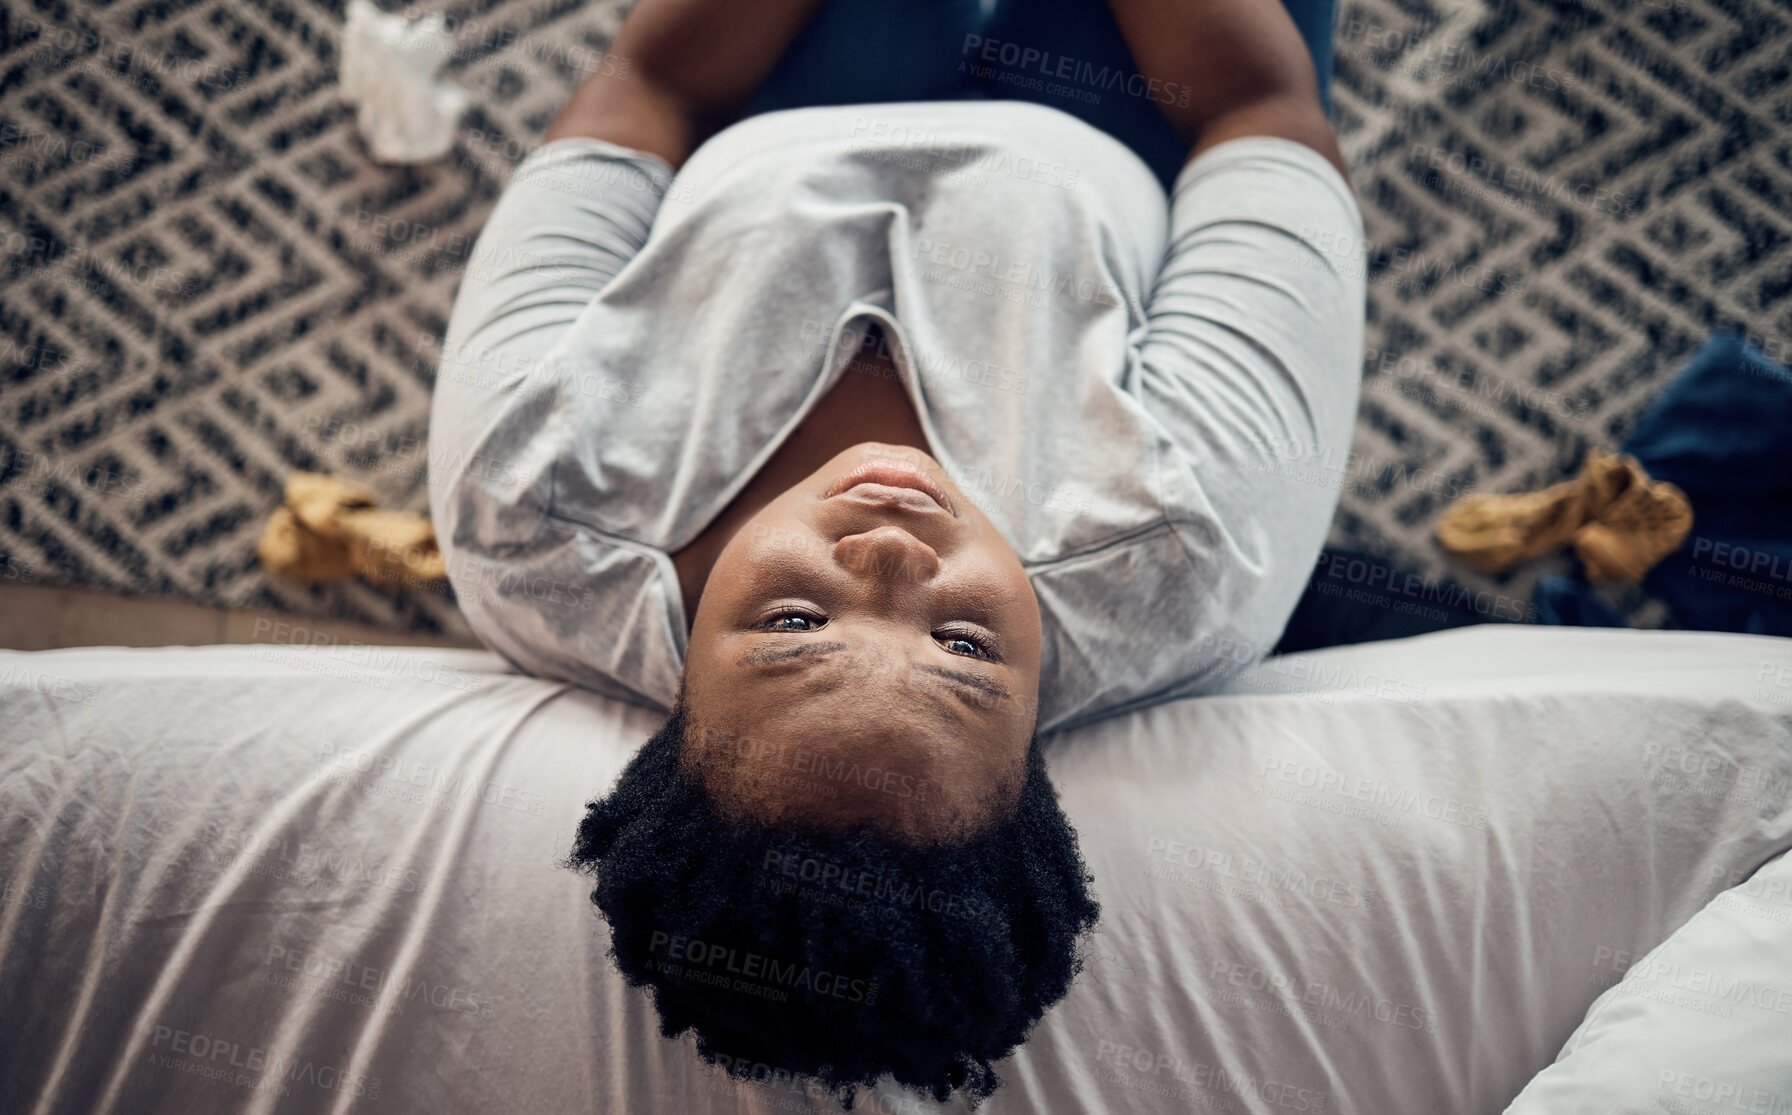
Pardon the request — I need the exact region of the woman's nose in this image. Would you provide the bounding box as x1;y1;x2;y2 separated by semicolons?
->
834;526;941;583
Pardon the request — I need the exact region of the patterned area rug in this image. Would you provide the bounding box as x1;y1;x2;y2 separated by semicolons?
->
2;0;1789;638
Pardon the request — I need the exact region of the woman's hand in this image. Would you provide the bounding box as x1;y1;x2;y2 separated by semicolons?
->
545;0;831;169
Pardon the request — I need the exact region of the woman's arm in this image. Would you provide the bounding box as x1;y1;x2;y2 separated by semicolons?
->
545;0;831;169
1107;5;1364;697
1103;0;1347;179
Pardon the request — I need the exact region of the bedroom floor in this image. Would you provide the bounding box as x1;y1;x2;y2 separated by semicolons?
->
0;581;477;652
3;0;1789;645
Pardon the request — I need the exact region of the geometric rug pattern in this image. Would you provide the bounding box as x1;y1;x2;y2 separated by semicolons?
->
3;0;1789;637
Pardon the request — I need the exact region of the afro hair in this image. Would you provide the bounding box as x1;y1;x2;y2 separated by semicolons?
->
563;701;1100;1108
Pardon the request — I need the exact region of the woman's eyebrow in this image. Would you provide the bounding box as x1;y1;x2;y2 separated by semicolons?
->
735;641;849;667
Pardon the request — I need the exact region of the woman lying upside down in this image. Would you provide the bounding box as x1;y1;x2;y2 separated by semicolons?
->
428;0;1362;1104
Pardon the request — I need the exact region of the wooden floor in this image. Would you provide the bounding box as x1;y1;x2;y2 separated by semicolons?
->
0;581;479;652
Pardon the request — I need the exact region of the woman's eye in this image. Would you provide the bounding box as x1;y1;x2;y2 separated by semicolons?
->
937;631;997;661
758;612;824;632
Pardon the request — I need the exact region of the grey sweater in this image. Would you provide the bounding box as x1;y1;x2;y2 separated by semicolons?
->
428;100;1365;733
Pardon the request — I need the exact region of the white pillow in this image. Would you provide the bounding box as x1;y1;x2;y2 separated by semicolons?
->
1505;845;1792;1113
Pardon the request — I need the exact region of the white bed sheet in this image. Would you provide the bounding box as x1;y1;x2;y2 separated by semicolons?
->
2;626;1790;1114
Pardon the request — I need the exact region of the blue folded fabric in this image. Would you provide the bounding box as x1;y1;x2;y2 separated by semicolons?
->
1540;332;1792;636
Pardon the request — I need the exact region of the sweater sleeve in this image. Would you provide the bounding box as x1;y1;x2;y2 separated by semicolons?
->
427;138;686;710
1131;135;1367;673
432;136;673;420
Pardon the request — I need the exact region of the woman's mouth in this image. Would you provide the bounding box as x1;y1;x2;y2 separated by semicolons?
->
824;460;956;516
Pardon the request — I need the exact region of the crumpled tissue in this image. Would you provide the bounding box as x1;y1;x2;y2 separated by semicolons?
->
339;0;468;163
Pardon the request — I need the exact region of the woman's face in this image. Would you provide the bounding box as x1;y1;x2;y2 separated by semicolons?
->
681;442;1043;842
